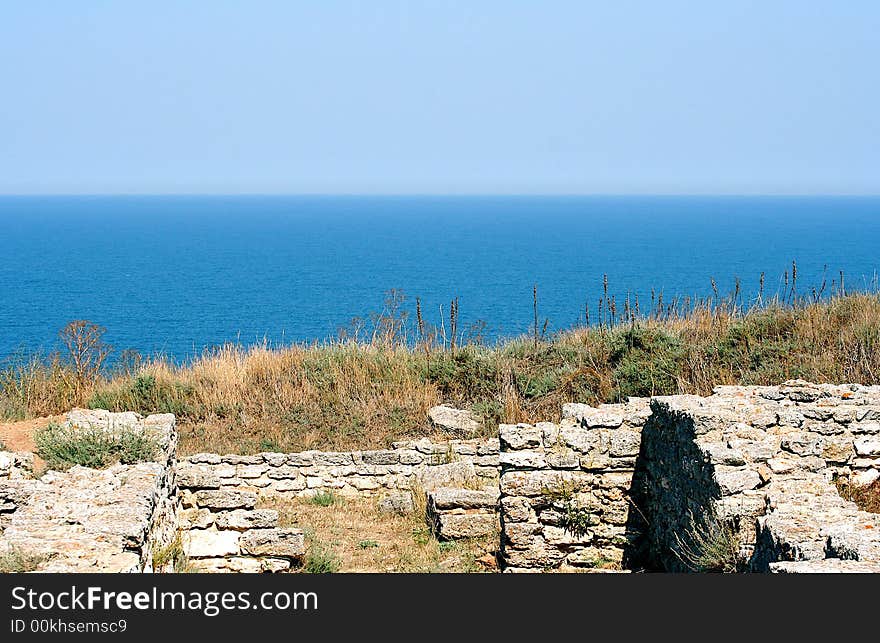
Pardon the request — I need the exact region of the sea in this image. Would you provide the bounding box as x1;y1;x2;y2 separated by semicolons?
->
1;195;878;363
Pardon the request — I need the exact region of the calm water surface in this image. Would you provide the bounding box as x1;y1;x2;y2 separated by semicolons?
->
1;195;878;361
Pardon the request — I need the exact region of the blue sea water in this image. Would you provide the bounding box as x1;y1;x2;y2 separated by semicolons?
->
1;195;879;363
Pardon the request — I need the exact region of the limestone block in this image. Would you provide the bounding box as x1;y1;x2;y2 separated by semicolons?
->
236;464;267;479
413;461;477;491
360;450;400;465
428;406;481;436
179;507;215;530
397;450;424;465
499;424;542;450
500;496;534;523
215;509;279;530
261;452;289;466
194;489;257;510
378;491;415;515
429;487;499;510
714;466;763;495
176;464;221;489
609;430;642;457
239;528;305;558
266;465;302;479
559;425;602;454
854;436;880;456
433;512;498;540
185;530;241;558
499;451;546;469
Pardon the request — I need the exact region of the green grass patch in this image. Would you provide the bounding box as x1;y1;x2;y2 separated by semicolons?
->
302;540;341;573
308;490;338;507
34;422;160;471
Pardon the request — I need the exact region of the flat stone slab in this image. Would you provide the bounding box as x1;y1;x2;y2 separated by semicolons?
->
0;463;170;572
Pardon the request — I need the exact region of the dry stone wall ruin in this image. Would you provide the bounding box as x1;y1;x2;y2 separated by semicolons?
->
498;381;880;572
1;380;879;573
0;410;178;572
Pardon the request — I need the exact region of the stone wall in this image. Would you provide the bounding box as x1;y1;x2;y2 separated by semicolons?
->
180;438;499;499
637;382;880;572
178;485;305;572
0;451;34;481
426;487;499;540
0;452;35;534
0;410;178;572
4;383;880;574
498;399;650;572
497;382;880;573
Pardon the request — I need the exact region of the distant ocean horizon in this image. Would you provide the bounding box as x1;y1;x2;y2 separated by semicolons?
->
2;194;879;363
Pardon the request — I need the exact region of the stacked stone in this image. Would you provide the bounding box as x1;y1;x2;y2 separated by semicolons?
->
0;481;35;534
0;410;178;572
426;487;499;540
178;467;304;572
1;452;36;534
498;399;650;572
182;437;499;499
0;451;34;480
641;381;880;573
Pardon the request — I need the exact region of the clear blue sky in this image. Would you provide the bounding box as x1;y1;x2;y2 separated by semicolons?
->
1;1;877;194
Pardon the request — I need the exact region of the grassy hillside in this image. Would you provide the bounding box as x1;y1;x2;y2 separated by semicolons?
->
2;292;878;455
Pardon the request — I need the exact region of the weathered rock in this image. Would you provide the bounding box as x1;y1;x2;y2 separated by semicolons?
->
413;461;478;491
239;529;305;559
428;487;498;510
176;464;221;489
499;424;542;450
179;507;214;530
428;406;481;436
215;509;279;530
377;491;415;515
193;489;257;510
185;530;241;558
431;512;498;540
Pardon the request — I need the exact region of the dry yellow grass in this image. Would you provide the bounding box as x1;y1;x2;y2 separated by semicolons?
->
262;495;498;573
2;293;879;455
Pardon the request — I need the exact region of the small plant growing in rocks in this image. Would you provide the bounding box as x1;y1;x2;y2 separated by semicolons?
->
303;540;340;573
673;511;746;573
152;534;196;573
542;479;596;539
0;546;48;573
34;422;159;470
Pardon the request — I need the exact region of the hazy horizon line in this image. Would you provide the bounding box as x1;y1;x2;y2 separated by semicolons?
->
1;192;879;198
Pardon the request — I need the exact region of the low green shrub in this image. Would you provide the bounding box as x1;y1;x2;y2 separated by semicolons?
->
34;422;160;470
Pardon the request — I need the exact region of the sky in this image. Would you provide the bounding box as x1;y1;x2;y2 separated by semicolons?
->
0;1;878;195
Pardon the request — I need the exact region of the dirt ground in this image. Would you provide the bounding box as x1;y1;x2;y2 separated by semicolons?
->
262;495;499;573
0;414;64;470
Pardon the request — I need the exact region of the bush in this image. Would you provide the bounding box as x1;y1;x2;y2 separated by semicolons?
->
303;540;340;573
426;347;499;402
673;512;745;573
34;422;160;470
609;326;683;398
0;547;48;573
